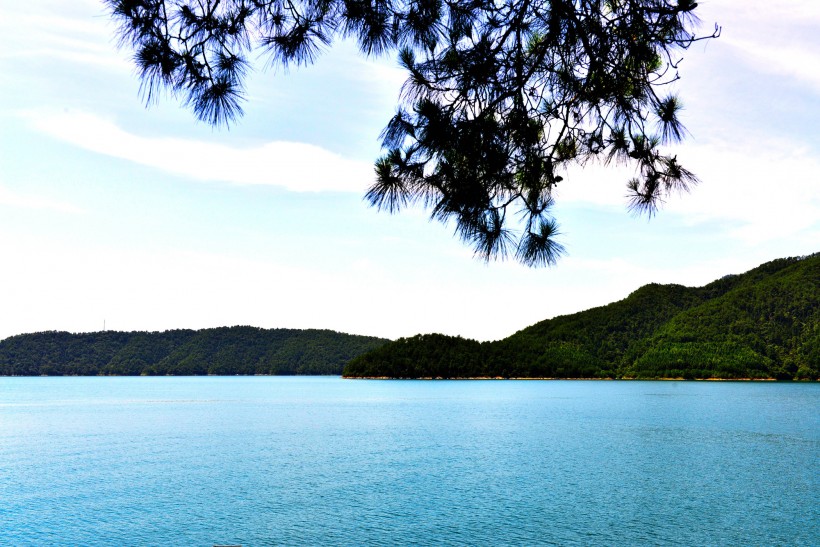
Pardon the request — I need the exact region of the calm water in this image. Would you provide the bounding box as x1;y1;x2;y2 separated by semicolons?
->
1;377;817;546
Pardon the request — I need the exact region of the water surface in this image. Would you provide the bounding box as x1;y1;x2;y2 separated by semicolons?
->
1;377;817;545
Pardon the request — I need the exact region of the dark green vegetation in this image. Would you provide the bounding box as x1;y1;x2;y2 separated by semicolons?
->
0;327;388;376
108;0;718;265
345;253;820;379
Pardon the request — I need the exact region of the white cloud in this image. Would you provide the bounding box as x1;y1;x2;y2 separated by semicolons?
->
0;237;518;341
722;36;820;94
549;136;820;245
695;0;820;93
0;2;129;72
0;204;806;343
712;0;820;27
552;161;635;208
0;185;84;214
666;141;820;243
27;110;375;192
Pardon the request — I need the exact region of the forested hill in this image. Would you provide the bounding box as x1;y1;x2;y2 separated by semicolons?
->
0;327;388;376
344;253;820;380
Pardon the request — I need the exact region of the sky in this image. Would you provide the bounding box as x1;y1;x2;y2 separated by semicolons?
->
0;0;818;342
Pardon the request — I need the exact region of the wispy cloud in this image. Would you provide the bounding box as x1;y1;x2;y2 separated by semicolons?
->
697;0;820;93
0;185;84;214
27;110;375;192
550;136;820;244
0;1;129;72
722;37;820;94
666;141;820;243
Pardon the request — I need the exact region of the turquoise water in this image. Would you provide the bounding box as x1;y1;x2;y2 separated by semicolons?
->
1;377;817;546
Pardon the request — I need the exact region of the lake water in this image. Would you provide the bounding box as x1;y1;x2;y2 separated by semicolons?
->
1;377;817;546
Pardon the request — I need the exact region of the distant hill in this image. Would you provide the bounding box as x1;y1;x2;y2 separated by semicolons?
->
0;327;389;376
344;253;819;380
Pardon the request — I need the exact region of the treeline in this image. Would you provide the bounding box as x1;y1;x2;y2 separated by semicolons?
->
0;327;388;376
344;253;820;380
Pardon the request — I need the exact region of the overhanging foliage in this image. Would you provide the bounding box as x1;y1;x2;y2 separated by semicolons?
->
107;0;719;265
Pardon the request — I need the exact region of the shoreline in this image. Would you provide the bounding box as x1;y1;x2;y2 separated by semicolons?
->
343;376;788;381
1;374;810;381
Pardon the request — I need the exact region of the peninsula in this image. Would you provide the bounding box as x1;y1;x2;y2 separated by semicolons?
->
344;253;819;380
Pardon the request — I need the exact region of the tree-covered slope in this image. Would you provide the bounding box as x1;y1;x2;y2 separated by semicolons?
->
623;255;820;379
499;283;708;377
344;254;819;379
343;334;487;378
0;327;388;376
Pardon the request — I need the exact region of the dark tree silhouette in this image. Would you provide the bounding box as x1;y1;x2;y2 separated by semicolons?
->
107;0;719;265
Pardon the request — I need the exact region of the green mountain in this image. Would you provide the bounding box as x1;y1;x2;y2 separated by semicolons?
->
344;253;819;380
0;327;388;376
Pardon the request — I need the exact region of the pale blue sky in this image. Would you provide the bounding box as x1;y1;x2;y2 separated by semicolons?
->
1;0;818;342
